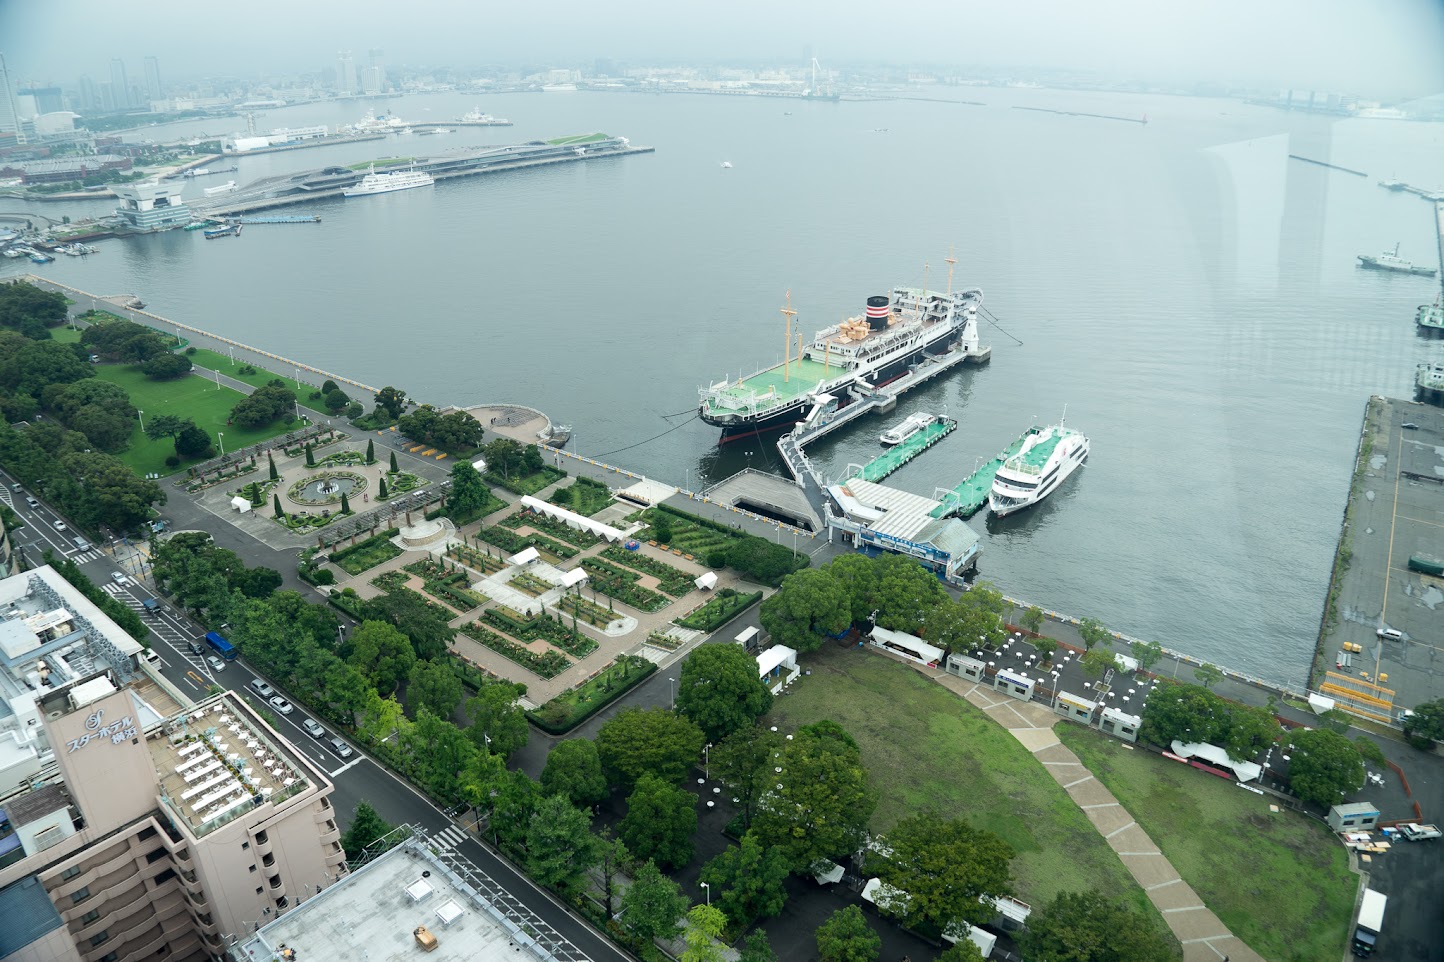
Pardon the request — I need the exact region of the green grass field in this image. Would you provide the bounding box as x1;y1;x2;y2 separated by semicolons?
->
85;365;292;477
184;348;296;391
1057;726;1356;962
766;647;1156;916
546;133;609;145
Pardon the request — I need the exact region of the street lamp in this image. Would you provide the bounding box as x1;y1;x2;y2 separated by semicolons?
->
700;881;710;906
218;433;225;456
704;742;711;779
668;676;676;710
137;409;144;432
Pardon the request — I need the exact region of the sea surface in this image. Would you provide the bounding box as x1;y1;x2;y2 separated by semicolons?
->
5;88;1444;684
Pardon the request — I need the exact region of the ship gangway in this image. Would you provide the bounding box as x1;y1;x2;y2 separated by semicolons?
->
845;417;956;485
930;428;1036;518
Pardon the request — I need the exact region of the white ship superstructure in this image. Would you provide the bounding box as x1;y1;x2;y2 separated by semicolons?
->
988;421;1089;517
342;165;435;197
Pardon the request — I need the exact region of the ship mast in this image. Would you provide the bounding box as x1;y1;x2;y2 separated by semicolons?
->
781;291;797;383
945;247;957;294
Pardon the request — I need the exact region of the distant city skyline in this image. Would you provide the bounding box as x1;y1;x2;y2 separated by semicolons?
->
1;0;1442;101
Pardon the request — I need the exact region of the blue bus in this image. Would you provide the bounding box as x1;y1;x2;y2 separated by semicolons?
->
204;631;238;660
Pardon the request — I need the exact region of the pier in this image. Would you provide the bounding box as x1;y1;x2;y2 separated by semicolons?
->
1013;105;1147;125
930;428;1036;518
845;417;956;484
230;215;322;225
1288;154;1367;177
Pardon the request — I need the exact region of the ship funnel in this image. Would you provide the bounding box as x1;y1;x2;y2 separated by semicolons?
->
866;295;889;331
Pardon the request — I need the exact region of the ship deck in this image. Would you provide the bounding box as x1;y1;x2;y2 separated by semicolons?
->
850;418;956;484
1015;432;1063;472
931;429;1036;518
709;356;844;412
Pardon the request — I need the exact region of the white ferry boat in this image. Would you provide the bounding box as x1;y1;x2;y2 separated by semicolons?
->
988;420;1089;517
880;412;937;446
342;165;435;197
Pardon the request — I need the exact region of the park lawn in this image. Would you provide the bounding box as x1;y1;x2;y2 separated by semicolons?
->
184;348;293;390
766;647;1156;918
51;325;82;344
86;365;291;477
1057;726;1355;962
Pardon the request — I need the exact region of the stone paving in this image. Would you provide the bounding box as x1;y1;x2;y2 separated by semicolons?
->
924;666;1267;962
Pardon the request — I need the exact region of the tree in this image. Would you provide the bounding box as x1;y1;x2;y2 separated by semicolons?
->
341;801;395;861
525;794;598;893
1221;703;1280;761
448;460;492;517
378;475;389;498
273;493;285;518
268;452;278;481
1023;891;1179;962
144;414;191;444
540;738;608;808
1021;605;1045;634
389;449;399;473
1077;617;1110;651
407;658;464;718
620;860;688;944
141;352;193;379
759;568;851;653
305;442;315;466
61;451;164;532
620;774;697;870
738;930;779;962
595;830;629;919
596;707;705;789
234;566;283;598
816;905;880;962
676;643;773;742
464;681;529;758
1139;682;1227;747
680;904;727;962
937;944;986;962
869;554;947;631
1080;647;1119;680
68;405;133;452
322;379;339;395
752;720;875;871
1403;698;1444;749
521;443;544;474
399;709;479;803
365;438;375;463
700;832;790;930
1287;727;1365;807
865;813;1014;929
174;423;212;457
1355;736;1387;767
51;379;135;422
374;385;407;420
1193;663;1223;690
710;724;783;830
323;387;350;412
230;383;296;429
923;595;1006;655
482;437;524;478
340;490;351;514
1130;640;1165;674
347;619;417;693
1034;636;1058;665
1;340;88;399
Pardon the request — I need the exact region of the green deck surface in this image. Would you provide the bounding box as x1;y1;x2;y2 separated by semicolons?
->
851;420;954;483
707;356;842;413
931;429;1035;518
1016;431;1062;472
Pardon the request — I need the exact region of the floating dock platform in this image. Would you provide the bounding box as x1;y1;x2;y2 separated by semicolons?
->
230;215;322;225
930;427;1037;518
846;417;956;484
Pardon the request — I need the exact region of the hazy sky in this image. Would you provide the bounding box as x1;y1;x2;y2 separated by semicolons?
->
3;0;1442;98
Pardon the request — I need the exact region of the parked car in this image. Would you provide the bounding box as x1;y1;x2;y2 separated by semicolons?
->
301;718;326;739
1399;823;1441;841
328;737;353;759
269;696;294;715
250;679;275;699
207;655;226;672
187;640;204;655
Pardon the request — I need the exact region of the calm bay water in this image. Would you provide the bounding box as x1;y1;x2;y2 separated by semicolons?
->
5;88;1443;683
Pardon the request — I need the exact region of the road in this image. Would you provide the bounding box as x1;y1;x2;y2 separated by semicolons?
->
1;466;628;962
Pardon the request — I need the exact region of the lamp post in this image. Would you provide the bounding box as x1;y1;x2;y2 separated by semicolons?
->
700;881;710;907
137;409;144;432
218;433;225;456
668;676;676;710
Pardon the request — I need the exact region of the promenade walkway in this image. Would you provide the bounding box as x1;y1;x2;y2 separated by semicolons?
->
931;667;1266;962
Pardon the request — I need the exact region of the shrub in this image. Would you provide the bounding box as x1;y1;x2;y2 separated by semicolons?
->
184;346;197;356
164;454;180;467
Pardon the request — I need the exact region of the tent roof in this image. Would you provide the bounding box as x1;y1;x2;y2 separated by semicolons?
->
507;546;540;566
559;568;588;588
869;625;944;663
1170;740;1262;782
519;495;625;542
694;571;718;589
756;645;797;676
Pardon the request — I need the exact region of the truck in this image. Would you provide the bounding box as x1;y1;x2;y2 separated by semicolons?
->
204;630;238;661
1398;823;1442;841
1352;888;1386;957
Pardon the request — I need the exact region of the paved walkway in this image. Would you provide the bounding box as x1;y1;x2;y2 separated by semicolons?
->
931;669;1266;962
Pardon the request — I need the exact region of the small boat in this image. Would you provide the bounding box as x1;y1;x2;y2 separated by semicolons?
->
1357;243;1437;277
417;127;452;136
203;224;242;239
721;161;733;169
537;423;572;446
1379;178;1406;191
989;416;1090;517
880;412;937;446
1418;294;1444;337
1;249;22;259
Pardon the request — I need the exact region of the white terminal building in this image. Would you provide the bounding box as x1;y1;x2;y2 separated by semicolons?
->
111;180;191;232
0;566;345;962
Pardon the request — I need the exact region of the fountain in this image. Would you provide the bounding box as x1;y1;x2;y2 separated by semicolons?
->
288;471;366;505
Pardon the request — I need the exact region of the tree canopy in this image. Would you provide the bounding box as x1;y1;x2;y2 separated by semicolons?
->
752;720;875;870
700;832;790;931
340;800;397;862
759;567;852;652
398;404;483;452
816;905;881;962
540;738;608;808
1023;891;1181;962
1403;698;1444;749
620;774;697;870
865;813;1015;929
676;643;774;742
620;859;688;944
596;707;704;788
348;620;418;694
525;794;598;893
230;381;296;429
1286;727;1365;807
0;280;67;338
374;385;407;419
709;724;784;831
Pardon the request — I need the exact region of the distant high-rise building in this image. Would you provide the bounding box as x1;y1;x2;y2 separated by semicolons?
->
337;50;356;94
98;80;116;112
143;55;162;101
23;85;64;114
363;48;384;95
109;57;130;108
77;74;98;111
0;52;24;144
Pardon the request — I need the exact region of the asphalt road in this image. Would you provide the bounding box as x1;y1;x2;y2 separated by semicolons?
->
1;467;627;962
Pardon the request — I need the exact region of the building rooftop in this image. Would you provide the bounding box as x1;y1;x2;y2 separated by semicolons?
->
235;836;587;962
4;781;69;827
149;692;310;837
0;874;64;957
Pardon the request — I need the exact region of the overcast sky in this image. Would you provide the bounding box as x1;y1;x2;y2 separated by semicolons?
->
3;0;1442;98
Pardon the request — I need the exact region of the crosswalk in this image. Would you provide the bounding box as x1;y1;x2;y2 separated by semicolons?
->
99;582;132;599
99;583;204;662
73;550;105;564
430;825;469;852
0;488;12;510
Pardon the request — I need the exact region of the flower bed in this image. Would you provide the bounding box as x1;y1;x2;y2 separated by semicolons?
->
601;545;695;596
458;621;571;679
556;593;617;628
328;531;403;575
499;509;600;549
547;476;615;517
403;559;489;610
509;571;555;597
479;524;577;560
388;471;428;494
482;608;597;658
319;450;367;466
579;557;669;612
673;588;764;632
646;629;686;651
527;654;656;735
446;543;509;575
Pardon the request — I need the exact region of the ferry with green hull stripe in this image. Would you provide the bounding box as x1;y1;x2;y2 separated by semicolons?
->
1419;294;1443;337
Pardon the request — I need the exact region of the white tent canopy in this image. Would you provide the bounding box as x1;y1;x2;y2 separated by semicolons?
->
694;571;718;590
756;645;797;678
559;568;588;589
519;495;625;543
229;496;253;513
1170;740;1262;782
507;547;540;566
868;626;944;666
